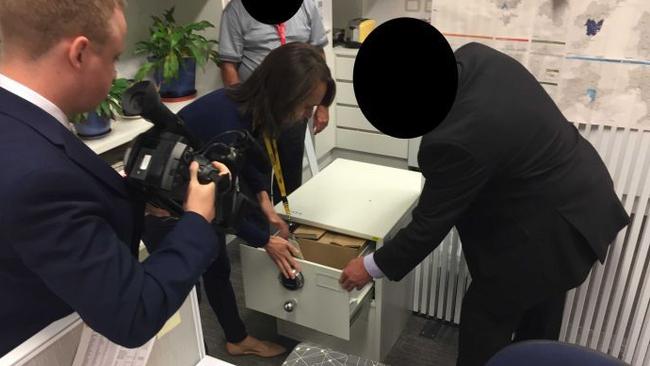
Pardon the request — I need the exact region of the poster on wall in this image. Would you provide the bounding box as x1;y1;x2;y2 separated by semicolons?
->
362;0;433;25
431;0;650;130
565;0;650;60
556;58;650;130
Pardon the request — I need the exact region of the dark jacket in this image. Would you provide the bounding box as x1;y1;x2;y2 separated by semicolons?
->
175;88;273;247
374;43;629;307
0;88;218;355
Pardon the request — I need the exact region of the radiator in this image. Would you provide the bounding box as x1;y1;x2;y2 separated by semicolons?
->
412;123;650;365
413;228;470;325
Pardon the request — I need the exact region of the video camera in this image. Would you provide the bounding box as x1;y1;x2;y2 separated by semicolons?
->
121;81;265;232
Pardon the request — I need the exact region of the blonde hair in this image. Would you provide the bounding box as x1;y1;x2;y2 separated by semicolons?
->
0;0;125;59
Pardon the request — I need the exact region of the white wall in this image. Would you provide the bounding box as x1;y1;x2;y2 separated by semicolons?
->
363;0;432;25
333;0;433;30
118;0;224;95
332;0;363;30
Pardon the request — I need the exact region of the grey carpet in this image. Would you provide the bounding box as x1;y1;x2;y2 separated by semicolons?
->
199;240;458;366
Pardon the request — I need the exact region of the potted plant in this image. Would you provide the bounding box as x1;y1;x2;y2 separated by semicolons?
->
72;78;131;138
134;7;219;102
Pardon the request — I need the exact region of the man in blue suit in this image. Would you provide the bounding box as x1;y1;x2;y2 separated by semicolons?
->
0;0;227;356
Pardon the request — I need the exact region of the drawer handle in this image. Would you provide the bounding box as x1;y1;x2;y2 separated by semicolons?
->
283;299;297;313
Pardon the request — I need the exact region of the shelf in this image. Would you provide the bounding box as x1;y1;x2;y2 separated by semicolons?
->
333;46;359;57
83;118;152;155
82;99;194;155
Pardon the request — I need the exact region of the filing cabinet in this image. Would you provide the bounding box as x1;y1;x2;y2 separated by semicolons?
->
333;47;409;159
240;158;422;360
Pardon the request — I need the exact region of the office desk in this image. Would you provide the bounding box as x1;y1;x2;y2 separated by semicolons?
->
240;158;422;361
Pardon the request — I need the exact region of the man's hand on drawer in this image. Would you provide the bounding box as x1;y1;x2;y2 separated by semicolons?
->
264;236;302;279
340;257;372;291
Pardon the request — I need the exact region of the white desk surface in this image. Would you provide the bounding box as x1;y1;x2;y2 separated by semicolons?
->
0;288;234;366
83;99;193;154
276;158;422;240
0;313;80;366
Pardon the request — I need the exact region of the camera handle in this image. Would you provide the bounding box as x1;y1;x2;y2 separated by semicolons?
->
193;156;234;196
197;164;222;185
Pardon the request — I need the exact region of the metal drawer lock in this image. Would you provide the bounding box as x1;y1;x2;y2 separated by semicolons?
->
283;299;298;313
279;270;304;291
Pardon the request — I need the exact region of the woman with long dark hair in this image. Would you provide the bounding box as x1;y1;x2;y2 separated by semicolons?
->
144;42;335;358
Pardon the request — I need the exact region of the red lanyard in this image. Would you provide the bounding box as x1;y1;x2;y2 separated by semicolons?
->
275;23;286;45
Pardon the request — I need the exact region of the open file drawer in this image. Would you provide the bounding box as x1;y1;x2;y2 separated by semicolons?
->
240;242;373;340
240;159;423;358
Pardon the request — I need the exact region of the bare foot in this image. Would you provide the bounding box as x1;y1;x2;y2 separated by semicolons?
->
226;336;286;358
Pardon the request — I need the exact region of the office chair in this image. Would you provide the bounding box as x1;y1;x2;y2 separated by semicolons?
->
486;340;630;366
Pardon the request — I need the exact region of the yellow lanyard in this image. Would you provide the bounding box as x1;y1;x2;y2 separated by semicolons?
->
263;133;291;220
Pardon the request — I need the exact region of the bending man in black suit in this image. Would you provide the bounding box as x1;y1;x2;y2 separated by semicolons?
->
340;42;629;366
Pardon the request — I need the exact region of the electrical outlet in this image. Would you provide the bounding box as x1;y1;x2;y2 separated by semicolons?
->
405;0;421;12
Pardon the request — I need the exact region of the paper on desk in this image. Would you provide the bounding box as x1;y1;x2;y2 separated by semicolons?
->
72;324;155;366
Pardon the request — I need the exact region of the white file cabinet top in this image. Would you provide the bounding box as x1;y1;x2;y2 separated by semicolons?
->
276;159;422;240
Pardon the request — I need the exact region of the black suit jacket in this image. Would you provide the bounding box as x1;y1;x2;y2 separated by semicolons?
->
374;43;629;307
0;87;219;355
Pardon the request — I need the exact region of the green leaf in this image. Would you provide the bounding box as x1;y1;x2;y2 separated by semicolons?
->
112;77;129;91
133;6;220;83
150;15;163;25
163;7;176;24
97;102;112;119
70;113;88;124
106;78;130;111
107;99;122;117
185;20;215;32
209;50;220;65
163;52;179;81
170;31;183;49
188;43;205;67
135;62;156;81
134;41;150;55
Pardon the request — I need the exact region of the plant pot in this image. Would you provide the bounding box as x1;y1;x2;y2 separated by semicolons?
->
154;58;197;102
74;112;112;139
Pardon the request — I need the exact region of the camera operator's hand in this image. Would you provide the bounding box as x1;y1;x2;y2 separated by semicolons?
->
184;161;230;222
257;191;290;239
264;235;302;279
